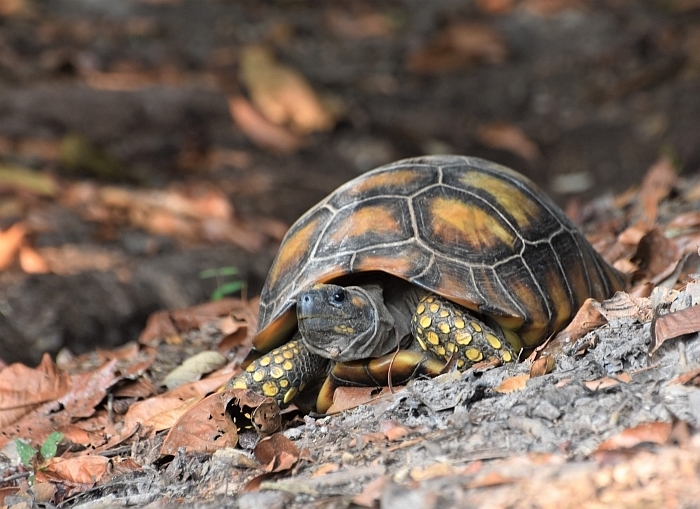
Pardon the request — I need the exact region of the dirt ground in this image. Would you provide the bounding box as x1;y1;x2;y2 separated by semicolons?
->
1;0;700;507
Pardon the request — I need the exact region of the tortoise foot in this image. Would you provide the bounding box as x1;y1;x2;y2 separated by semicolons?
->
228;339;330;408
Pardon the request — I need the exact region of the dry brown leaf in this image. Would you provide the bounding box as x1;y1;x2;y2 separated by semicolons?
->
475;0;514;13
161;351;227;390
124;395;201;436
0;222;25;270
226;389;281;436
670;366;700;386
254;433;300;473
379;419;410;441
139;311;178;346
37;455;110;485
636;157;677;229
529;355;555;377
311;463;340;478
326;386;399;414
651;305;700;354
29;482;56;504
465;471;515;489
408;22;508;74
476;123;541;162
163;370;235;400
632;228;682;284
239;46;335;135
410;462;456;481
352;475;388;507
229;95;304;153
595;421;672;452
584;373;631;391
551;298;607;346
596;292;652;322
18;245;50;274
495;374;529;393
161;391;238;455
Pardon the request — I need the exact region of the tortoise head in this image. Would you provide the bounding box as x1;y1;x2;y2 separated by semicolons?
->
296;283;396;363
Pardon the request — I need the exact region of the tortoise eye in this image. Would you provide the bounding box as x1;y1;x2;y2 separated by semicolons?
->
331;289;346;304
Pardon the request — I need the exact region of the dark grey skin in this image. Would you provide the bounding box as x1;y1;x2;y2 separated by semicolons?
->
296;281;424;363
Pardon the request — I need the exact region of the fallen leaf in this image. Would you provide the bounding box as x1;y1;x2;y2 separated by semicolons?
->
410;462;456;481
0;222;25;270
551;298;607;346
379;419;410;441
161;351;227;390
636;157;677;229
584;373;631;391
160;391;238;455
632;228;682;284
0;165;57;196
124;395;201;436
225;389;281;435
408;22;508;74
595;421;672;452
495;374;529;393
529;356;555;377
325;386;399;414
28;482;55;504
670;366;700;386
475;0;514;13
229;95;304;152
476;123;541;162
311;463;340;477
465;471;515;488
352;475;388;507
651;305;700;354
325;9;393;39
37;455;110;485
18;245;50;274
253;433;300;473
239;46;335;135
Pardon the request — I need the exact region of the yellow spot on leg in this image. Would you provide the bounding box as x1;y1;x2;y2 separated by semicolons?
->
446;342;455;353
439;310;449;318
435;345;446;356
283;350;293;359
454;318;465;329
438;322;450;334
416;303;426;314
270;366;284;379
426;331;440;345
501;351;512;362
283;360;294;371
429;303;440;313
252;369;266;382
259;357;271;367
455;331;472;345
486;334;502;349
262;381;279;397
283;387;298;404
420;316;432;328
231;379;247;389
470;322;483;333
279;379;289;387
466;348;483;362
274;355;284;363
416;336;428;351
457;359;465;368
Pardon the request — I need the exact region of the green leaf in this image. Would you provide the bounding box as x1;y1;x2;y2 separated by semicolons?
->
199;266;239;279
40;432;64;460
14;439;37;467
211;281;244;301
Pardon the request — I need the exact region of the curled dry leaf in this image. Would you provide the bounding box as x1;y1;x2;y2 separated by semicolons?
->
495;374;529;393
229;95;303;153
632;228;682;285
410;462;456;481
225;388;282;436
551;298;607;347
636;157;677;229
595;421;672;452
161;351;227;390
651;305;700;354
670;366;700;386
161;391;238;455
239;46;335;135
584;372;631;391
253;433;300;473
19;245;50;274
529;355;555;377
352;475;388;508
408;22;508;74
476;123;541;162
325;9;394;39
379;419;410;441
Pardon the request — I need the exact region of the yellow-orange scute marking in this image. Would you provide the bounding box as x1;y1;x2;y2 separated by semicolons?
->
348;169;419;196
328;204;401;245
429;197;515;251
267;218;321;289
459;172;542;230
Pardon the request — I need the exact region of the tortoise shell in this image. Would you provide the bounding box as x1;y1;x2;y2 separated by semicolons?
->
252;155;624;356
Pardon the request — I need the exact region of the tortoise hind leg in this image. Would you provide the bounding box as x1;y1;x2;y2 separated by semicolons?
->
228;337;330;409
316;350;446;413
412;295;518;367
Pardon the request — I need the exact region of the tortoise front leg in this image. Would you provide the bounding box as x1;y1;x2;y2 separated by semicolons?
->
228;336;330;409
316;350;446;413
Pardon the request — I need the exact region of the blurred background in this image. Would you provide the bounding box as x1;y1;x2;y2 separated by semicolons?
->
0;0;697;364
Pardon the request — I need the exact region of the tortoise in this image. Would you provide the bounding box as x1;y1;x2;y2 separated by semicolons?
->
229;155;624;412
